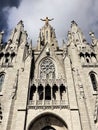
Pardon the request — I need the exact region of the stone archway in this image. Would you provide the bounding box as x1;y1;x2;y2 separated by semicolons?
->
28;113;68;130
41;126;56;130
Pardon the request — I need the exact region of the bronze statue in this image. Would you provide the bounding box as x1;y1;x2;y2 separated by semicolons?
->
40;17;54;26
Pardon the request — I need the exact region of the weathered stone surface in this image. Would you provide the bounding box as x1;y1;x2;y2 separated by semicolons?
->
0;19;98;130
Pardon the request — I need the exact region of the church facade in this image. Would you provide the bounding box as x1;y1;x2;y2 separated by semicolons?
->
0;18;98;130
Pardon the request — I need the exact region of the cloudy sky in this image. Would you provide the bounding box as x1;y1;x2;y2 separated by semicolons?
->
0;0;98;45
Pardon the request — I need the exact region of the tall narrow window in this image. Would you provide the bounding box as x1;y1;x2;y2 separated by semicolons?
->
85;52;91;63
45;84;51;100
38;84;43;100
29;84;36;100
0;73;5;92
90;72;97;91
53;84;58;100
60;84;66;100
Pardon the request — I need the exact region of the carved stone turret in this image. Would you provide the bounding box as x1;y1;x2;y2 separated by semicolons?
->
70;20;86;45
8;20;24;45
37;17;58;50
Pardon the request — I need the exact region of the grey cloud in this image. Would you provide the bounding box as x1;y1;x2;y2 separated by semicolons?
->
1;0;98;44
0;0;21;8
0;0;22;40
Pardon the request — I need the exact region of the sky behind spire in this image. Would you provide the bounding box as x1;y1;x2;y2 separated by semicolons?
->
0;0;98;45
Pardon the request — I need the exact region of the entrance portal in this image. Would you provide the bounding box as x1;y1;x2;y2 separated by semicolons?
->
41;126;56;130
28;113;68;130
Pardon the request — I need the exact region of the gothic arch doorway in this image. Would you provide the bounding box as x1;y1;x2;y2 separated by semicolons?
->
41;126;56;130
28;113;68;130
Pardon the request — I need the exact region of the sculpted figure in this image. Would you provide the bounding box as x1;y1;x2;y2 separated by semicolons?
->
40;17;54;26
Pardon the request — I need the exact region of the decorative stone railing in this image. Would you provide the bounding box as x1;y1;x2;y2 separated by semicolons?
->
31;78;67;87
82;63;98;67
28;100;69;109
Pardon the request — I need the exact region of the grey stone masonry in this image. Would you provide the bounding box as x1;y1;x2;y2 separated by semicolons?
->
0;18;98;130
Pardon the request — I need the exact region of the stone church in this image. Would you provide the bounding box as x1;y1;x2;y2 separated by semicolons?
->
0;17;98;130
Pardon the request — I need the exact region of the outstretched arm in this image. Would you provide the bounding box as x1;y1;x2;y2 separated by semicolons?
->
48;18;54;21
40;18;45;21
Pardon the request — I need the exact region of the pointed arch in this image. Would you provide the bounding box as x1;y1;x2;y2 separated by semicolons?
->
45;84;51;100
38;84;44;100
79;52;84;57
28;112;68;130
0;72;5;92
60;84;66;100
85;52;91;63
29;84;36;100
91;52;96;57
89;71;97;91
91;52;96;63
85;52;90;57
53;84;58;100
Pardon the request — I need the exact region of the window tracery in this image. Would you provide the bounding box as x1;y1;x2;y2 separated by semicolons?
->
40;58;55;80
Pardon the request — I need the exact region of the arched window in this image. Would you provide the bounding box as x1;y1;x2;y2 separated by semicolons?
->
29;84;36;100
90;72;97;91
0;73;5;92
85;52;91;63
91;52;96;63
53;84;58;100
86;58;90;63
91;52;96;58
60;84;66;100
38;84;43;100
45;84;51;100
80;52;84;57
